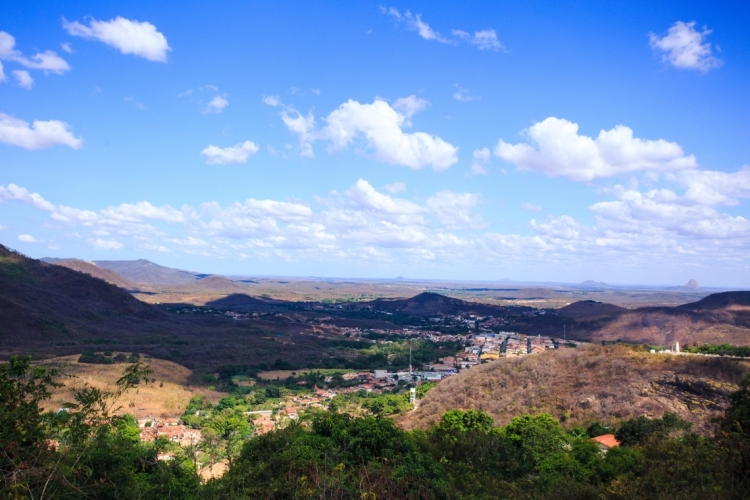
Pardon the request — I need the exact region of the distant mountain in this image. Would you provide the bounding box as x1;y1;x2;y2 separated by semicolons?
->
43;259;136;289
580;280;607;287
367;292;520;317
93;259;203;285
192;275;247;291
511;292;750;346
558;300;625;319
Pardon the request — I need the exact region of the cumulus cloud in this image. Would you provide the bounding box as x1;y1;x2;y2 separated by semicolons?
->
649;21;722;72
520;202;542;212
675;167;750;206
61;42;74;53
0;184;56;211
0;61;4;81
268;95;456;168
12;70;33;89
100;201;187;223
18;234;39;243
426;191;485;229
0;31;70;74
262;94;281;107
321;98;458;170
384;182;406;194
91;238;123;250
495;117;696;181
470;147;490;175
0;113;83;150
63;17;171;62
204;95;228;114
201;141;260;165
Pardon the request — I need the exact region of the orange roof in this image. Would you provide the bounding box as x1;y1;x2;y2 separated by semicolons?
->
591;434;620;448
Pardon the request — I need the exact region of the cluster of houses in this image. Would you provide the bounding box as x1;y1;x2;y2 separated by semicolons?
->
138;418;202;447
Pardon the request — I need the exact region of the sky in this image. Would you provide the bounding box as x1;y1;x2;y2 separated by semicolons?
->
1;1;749;286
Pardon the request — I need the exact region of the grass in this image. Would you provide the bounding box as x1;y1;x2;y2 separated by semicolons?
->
37;354;222;418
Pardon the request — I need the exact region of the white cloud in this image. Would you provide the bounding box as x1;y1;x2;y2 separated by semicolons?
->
91;238;123;250
201;141;260;165
262;94;281;107
495;117;696;181
426;191;485;229
18;234;38;243
392;95;429;119
204;95;228;114
61;42;74;53
0;184;56;211
675;167;750;206
453;85;476;102
0;113;83;150
0;31;70;74
384;8;450;43
320;98;458;170
649;21;722;72
12;70;33;89
63;17;170;62
0;61;4;81
281;108;316;158
453;28;504;51
470;147;490;175
100;201;187;223
384;182;406;194
521;202;542;212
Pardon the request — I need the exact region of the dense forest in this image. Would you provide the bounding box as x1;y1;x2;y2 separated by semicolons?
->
3;356;750;499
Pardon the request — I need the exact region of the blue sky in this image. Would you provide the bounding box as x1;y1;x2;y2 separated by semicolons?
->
1;1;749;286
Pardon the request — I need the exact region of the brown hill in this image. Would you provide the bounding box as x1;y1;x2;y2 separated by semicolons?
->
398;344;749;434
191;275;246;292
507;292;750;347
47;259;136;289
92;259;202;285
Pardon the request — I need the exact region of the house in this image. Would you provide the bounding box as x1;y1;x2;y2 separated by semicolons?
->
591;434;620;452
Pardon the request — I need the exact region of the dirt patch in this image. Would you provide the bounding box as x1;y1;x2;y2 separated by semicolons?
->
37;354;223;418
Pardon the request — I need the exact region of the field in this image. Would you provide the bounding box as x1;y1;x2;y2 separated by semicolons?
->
36;354;221;418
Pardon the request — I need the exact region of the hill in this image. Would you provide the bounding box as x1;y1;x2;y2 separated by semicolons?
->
557;300;626;319
44;258;136;289
37;353;222;418
206;293;289;311
506;292;750;347
398;344;750;434
0;245;349;371
92;259;203;285
366;291;520;317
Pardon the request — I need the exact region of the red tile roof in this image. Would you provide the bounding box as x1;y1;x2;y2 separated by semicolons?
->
591;434;620;448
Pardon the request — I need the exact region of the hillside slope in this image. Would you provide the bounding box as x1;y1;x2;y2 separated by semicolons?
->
46;259;136;289
0;245;166;349
507;292;750;346
398;344;749;433
93;259;202;285
367;292;524;317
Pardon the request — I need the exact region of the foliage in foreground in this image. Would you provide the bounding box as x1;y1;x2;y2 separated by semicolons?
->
5;355;750;499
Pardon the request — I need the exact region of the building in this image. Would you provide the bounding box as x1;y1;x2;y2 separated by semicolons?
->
591;434;620;452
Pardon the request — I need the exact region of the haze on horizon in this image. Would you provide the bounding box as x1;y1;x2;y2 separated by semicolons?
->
1;1;749;288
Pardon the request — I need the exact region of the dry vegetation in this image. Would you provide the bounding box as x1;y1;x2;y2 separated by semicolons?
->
36;354;222;418
398;345;750;434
